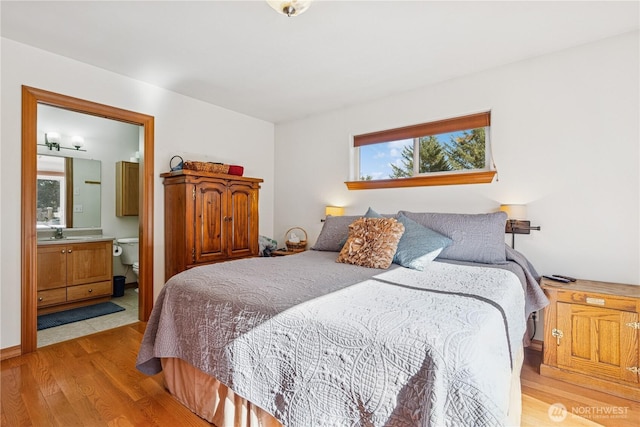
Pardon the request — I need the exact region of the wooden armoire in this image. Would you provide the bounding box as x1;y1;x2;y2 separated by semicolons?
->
161;169;262;281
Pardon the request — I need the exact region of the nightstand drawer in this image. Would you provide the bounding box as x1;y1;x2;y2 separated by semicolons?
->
67;280;112;302
555;290;637;312
37;288;67;307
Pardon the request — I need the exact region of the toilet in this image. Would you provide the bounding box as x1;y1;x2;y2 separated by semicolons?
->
117;237;139;281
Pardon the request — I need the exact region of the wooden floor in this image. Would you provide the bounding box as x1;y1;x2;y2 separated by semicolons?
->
1;322;638;426
520;348;640;427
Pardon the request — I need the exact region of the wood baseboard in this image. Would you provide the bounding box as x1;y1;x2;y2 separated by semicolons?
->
528;339;543;352
1;345;21;361
540;363;640;402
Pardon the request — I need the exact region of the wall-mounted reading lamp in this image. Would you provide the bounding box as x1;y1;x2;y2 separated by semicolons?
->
321;206;344;222
499;204;541;249
38;132;87;152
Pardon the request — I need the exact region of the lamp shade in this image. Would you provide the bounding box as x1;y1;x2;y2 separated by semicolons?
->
46;132;61;143
71;135;85;149
500;204;527;220
325;206;344;217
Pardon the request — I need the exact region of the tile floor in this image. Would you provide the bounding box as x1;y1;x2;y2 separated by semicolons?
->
37;287;139;347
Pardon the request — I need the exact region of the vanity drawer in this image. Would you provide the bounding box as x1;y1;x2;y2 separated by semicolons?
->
37;288;67;307
67;280;112;302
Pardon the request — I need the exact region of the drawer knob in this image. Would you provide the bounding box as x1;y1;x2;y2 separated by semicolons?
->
68;249;72;253
38;297;43;301
61;249;65;254
88;289;93;293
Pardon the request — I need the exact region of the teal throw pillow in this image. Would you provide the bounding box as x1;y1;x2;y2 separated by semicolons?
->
393;214;452;270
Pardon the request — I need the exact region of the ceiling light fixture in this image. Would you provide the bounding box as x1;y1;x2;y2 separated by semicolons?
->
267;0;312;17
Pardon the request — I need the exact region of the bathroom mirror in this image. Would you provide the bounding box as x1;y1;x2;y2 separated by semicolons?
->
37;154;101;228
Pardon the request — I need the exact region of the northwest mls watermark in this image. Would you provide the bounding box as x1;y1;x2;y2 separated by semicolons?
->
548;402;630;423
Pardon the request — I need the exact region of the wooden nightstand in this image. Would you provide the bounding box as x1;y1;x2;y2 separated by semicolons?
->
540;277;640;401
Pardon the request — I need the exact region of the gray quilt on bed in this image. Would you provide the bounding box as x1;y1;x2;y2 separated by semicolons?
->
137;250;545;426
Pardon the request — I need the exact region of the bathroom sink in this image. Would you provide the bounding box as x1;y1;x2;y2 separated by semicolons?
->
37;235;113;242
37;236;69;241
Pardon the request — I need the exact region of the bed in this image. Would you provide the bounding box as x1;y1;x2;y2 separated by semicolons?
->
136;211;549;426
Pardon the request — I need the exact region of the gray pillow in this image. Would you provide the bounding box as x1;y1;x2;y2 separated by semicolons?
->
336;207;386;248
313;208;391;252
393;214;452;270
397;211;508;264
312;215;363;251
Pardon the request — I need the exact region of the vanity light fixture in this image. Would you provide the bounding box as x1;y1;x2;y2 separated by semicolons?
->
321;205;344;222
38;132;87;152
71;135;85;150
43;132;61;151
266;0;312;17
499;204;541;249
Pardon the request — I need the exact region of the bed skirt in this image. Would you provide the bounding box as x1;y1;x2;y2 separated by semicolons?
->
162;358;282;426
161;347;524;427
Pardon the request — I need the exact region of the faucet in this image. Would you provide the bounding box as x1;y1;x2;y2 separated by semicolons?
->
53;226;64;239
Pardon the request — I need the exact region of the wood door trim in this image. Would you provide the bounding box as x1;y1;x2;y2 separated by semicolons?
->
21;86;155;354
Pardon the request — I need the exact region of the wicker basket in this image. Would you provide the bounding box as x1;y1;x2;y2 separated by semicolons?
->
285;227;308;252
183;160;230;174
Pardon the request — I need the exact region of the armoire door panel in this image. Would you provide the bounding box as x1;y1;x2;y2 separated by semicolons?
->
228;184;256;257
195;182;226;262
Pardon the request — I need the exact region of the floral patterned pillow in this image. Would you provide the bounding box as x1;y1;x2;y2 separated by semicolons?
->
336;217;405;269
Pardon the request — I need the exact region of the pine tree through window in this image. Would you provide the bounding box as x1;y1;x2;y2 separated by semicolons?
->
347;112;496;190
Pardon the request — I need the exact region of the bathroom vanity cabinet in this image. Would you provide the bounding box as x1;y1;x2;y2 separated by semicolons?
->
162;169;262;281
37;239;113;314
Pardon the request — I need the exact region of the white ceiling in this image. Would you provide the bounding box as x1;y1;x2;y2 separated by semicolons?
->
2;1;638;124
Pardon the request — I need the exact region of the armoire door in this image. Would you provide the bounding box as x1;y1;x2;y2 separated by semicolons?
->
194;181;227;263
227;182;259;259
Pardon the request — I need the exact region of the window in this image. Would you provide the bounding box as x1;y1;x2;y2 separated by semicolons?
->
346;112;496;190
37;175;66;226
37;156;66;227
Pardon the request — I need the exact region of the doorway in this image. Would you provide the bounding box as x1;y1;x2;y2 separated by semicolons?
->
21;86;155;354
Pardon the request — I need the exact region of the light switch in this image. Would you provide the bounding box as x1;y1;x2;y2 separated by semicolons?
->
74;205;83;213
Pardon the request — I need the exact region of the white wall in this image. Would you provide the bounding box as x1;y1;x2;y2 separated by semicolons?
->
1;38;275;349
274;32;639;289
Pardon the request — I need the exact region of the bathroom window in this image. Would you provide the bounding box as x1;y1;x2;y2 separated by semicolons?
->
37;156;66;227
37;175;66;226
